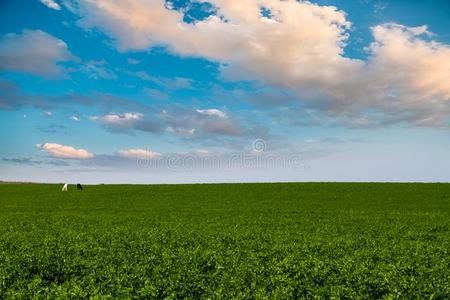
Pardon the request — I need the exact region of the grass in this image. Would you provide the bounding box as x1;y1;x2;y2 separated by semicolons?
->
0;182;449;298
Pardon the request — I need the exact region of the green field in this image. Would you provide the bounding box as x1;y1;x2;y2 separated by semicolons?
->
0;183;449;299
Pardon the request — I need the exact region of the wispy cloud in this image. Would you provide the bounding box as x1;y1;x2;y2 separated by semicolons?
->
0;80;146;111
118;149;162;159
42;111;53;118
126;70;193;90
37;124;66;134
90;112;162;134
40;0;61;10
80;59;117;80
196;109;227;119
2;157;43;166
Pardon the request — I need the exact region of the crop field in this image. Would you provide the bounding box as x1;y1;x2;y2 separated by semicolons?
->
0;183;449;298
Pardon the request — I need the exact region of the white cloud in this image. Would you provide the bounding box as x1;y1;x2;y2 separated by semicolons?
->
0;30;75;78
37;143;94;159
43;111;53;117
326;23;450;127
40;0;61;10
71;116;80;121
90;112;161;133
90;112;143;124
118;148;162;159
70;0;450;127
73;0;357;89
369;24;450;100
196;109;227;119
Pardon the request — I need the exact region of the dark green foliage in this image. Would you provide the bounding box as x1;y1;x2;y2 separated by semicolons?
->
0;183;449;298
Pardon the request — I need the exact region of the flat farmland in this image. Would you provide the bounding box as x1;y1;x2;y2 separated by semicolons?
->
0;183;449;298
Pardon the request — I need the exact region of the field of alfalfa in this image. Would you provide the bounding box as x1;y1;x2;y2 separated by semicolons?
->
0;183;449;298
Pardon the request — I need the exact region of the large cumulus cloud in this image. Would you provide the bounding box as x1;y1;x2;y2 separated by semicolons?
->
63;0;450;127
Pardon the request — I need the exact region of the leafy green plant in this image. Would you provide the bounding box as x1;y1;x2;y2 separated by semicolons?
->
0;183;449;298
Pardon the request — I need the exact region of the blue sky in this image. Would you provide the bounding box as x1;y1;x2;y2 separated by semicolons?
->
0;0;449;183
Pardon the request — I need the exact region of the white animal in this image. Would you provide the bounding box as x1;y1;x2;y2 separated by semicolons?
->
62;183;68;192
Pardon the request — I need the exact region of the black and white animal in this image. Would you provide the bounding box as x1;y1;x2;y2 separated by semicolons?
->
77;183;83;191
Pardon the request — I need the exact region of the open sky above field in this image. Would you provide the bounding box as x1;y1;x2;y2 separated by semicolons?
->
0;0;449;183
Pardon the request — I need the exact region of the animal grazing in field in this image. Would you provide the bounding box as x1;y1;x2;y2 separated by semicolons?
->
77;183;83;191
62;183;68;191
